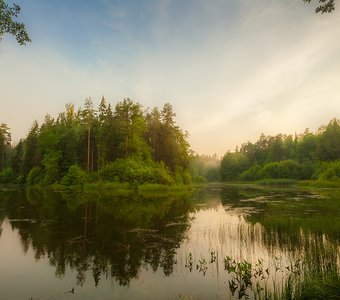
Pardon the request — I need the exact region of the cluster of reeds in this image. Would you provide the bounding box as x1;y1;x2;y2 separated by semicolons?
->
184;251;340;299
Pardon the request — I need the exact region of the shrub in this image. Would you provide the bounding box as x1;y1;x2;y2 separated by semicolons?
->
60;165;88;186
239;165;261;181
299;163;316;180
278;160;301;179
258;162;280;179
316;160;340;181
182;169;192;185
153;162;175;185
220;152;248;181
257;160;302;180
99;158;175;185
312;162;330;180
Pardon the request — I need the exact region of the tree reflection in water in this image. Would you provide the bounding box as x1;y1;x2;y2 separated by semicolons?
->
0;188;193;287
0;186;339;299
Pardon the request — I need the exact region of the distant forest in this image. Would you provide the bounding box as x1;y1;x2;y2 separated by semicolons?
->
220;118;340;183
1;99;340;186
0;98;193;186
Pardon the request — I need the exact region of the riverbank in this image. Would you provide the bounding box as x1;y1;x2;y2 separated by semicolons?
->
218;179;340;189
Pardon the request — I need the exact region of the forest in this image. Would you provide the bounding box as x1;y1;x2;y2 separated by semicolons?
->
220;118;340;184
0;98;192;186
1;99;340;187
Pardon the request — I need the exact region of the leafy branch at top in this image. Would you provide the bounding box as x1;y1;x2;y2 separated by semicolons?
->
303;0;335;14
0;0;31;45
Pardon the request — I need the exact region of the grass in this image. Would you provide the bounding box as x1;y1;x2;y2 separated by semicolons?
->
298;179;340;188
83;181;193;196
220;178;340;189
295;273;340;299
255;178;298;186
184;251;340;300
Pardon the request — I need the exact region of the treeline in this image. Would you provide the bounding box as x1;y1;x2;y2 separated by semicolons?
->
220;118;340;182
0;97;192;186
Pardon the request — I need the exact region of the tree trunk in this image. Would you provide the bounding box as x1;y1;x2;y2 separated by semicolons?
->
91;143;94;172
87;127;91;173
125;135;129;158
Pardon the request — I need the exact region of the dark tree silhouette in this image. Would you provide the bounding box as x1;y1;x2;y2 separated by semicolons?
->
0;0;31;45
303;0;335;13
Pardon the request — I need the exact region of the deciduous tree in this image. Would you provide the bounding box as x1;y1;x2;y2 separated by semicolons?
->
0;0;31;45
303;0;335;13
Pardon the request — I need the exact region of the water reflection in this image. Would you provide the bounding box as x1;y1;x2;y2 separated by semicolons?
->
0;186;339;299
0;189;193;288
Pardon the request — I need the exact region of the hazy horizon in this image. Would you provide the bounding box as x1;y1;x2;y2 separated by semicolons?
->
1;0;339;156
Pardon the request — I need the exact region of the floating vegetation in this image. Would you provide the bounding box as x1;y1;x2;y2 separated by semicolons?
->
210;251;217;263
185;252;193;272
196;258;208;275
224;256;252;299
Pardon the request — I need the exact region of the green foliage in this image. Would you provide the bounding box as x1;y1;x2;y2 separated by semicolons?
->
257;162;280;179
312;161;330;180
174;169;192;185
145;103;190;174
239;164;261;181
3;98;191;187
190;154;220;182
23;121;41;177
153;162;175;185
41;151;61;185
192;175;205;183
303;0;335;14
220;152;248;181
26;166;42;185
315;160;340;181
0;167;15;183
317;118;340;161
222;118;340;182
296;131;318;163
114;98;151;160
299;162;316;180
11;139;24;178
256;178;297;186
294;272;340;300
100;158;175;185
277;159;301;179
0;0;31;45
243;160;302;180
60;165;88;186
0;123;11;171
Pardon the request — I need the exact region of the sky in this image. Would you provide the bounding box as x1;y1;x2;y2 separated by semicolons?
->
0;0;339;157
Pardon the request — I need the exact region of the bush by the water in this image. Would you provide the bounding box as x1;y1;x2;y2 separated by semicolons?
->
314;161;340;181
60;165;88;186
99;158;175;185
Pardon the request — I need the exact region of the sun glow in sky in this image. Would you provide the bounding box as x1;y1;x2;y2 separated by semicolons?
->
1;0;339;156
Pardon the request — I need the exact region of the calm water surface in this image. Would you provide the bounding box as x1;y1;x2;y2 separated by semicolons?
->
0;185;339;299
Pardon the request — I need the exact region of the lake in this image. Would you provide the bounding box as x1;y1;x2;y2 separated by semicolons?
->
0;185;339;299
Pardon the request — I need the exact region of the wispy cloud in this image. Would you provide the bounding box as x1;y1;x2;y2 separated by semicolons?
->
1;0;339;155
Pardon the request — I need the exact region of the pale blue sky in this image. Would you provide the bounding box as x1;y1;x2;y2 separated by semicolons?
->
1;0;340;156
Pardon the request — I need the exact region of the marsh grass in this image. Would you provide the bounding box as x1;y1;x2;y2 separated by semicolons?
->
184;251;340;299
298;179;340;188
